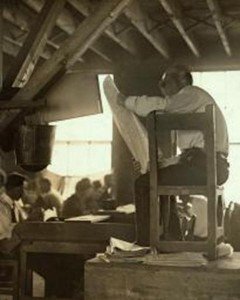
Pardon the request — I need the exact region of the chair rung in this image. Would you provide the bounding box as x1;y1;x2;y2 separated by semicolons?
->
0;287;14;294
158;186;207;195
0;281;14;287
156;241;208;253
157;185;224;196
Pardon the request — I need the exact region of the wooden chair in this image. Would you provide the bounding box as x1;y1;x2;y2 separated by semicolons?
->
147;105;225;260
0;258;19;299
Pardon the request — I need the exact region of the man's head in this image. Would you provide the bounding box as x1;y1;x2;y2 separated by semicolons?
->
159;65;193;96
103;174;112;188
75;178;91;196
93;180;102;190
6;172;26;200
39;178;51;194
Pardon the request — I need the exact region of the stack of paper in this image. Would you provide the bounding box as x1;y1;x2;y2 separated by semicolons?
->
102;238;150;262
65;214;110;223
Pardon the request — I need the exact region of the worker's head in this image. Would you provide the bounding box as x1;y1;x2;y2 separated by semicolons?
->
103;174;112;188
39;177;51;194
75;178;91;196
159;65;193;96
93;180;102;190
6;172;26;200
23;179;40;205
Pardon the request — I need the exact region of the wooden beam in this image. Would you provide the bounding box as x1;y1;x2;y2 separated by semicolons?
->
12;0;132;103
4;0;66;89
3;37;20;57
3;36;51;60
3;7;84;63
206;0;232;56
17;222;135;242
0;2;3;92
22;0;112;62
124;0;170;59
159;0;200;57
0;98;46;110
68;0;138;55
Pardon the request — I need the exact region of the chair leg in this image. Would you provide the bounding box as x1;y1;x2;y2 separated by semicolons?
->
12;261;19;300
207;191;218;260
162;196;171;240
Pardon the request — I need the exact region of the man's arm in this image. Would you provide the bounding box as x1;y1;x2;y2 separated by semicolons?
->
103;76;167;117
124;95;167;117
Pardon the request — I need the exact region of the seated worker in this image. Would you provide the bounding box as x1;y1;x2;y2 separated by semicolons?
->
107;65;229;245
0;172;27;254
101;174;113;200
38;177;62;217
62;178;99;218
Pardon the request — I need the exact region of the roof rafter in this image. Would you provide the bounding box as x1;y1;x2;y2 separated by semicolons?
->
68;0;138;55
158;0;200;57
124;0;170;59
22;0;112;62
3;6;80;62
206;0;232;56
12;0;132;103
3;35;51;60
4;0;66;89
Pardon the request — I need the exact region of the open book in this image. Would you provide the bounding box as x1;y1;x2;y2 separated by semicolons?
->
103;76;149;174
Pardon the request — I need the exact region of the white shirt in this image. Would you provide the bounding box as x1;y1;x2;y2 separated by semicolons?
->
125;85;229;156
0;191;15;240
189;195;208;238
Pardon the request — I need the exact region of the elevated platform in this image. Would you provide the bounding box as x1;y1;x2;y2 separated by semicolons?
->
85;252;240;300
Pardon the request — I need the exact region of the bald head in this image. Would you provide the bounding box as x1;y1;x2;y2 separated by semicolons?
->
159;65;193;96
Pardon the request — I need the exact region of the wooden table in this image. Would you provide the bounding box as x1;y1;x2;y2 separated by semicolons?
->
85;252;240;300
17;221;135;300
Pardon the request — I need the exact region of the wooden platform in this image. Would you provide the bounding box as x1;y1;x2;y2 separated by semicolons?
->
85;252;240;300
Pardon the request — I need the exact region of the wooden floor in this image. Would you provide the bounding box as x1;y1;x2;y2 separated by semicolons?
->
85;252;240;300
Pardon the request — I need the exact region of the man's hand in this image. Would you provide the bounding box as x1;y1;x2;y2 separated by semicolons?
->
117;92;126;107
103;75;126;107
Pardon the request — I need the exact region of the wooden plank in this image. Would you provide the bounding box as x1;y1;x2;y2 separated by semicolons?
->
157;241;207;252
159;0;200;57
147;112;160;250
0;2;3;92
0;98;46;110
20;297;70;300
124;0;170;59
12;0;132;102
205;105;218;260
17;222;135;242
3;35;51;60
20;246;27;300
21;241;106;254
155;111;206;130
85;254;240;300
3;6;81;62
23;0;112;62
68;0;138;55
4;0;66;89
158;186;207;195
206;0;232;56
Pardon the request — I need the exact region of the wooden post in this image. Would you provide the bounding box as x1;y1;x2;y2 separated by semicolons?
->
147;112;160;250
0;1;3;92
205;105;217;260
